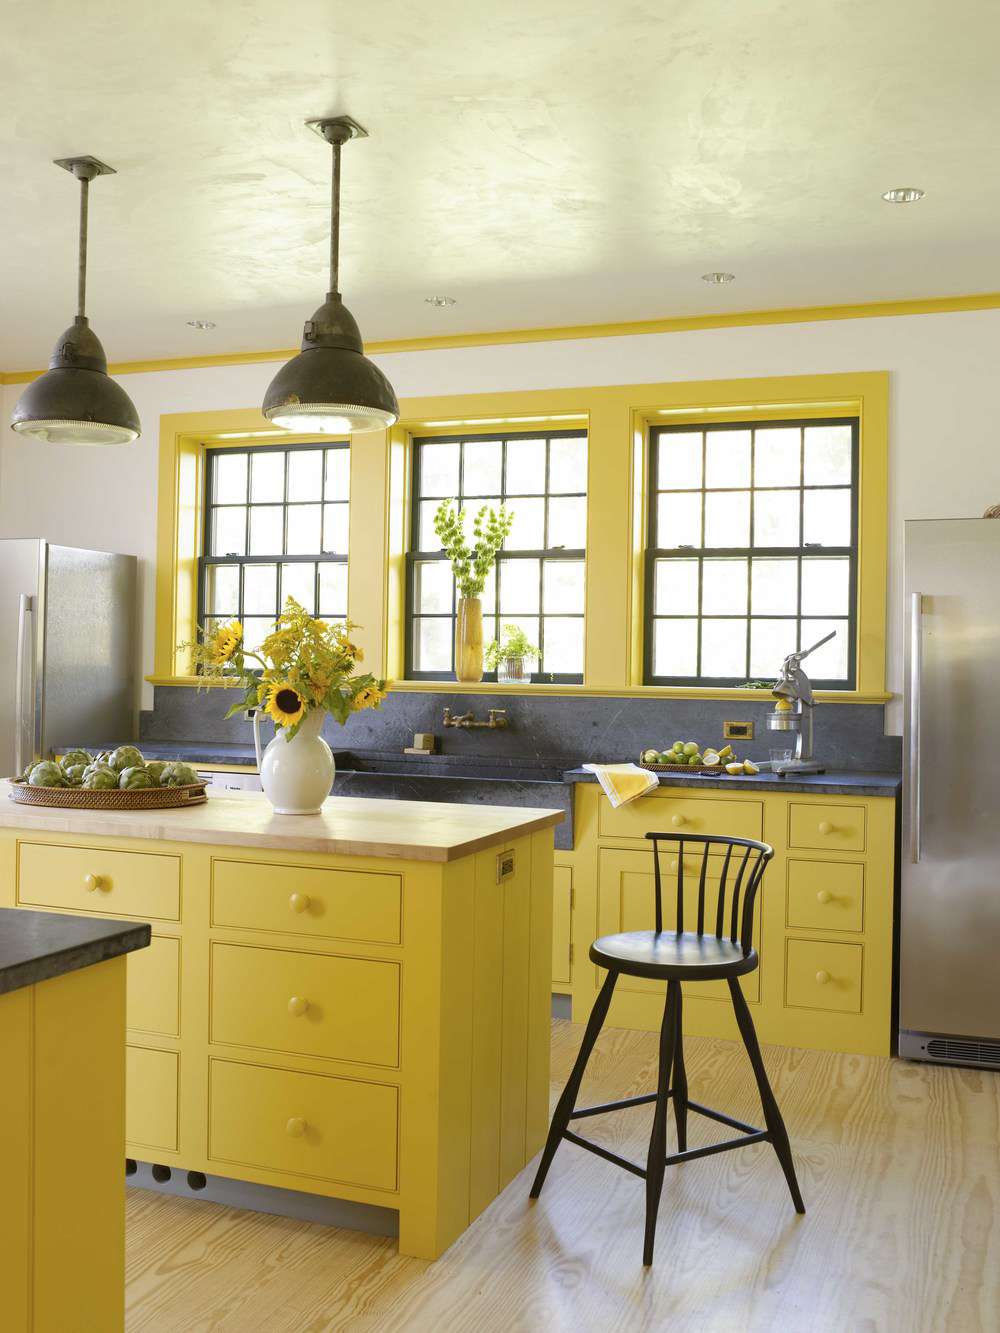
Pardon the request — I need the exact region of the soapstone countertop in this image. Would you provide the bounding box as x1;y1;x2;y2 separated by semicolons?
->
0;907;150;997
562;767;901;798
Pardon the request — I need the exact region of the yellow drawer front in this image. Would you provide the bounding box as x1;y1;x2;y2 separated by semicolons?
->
786;860;864;933
126;1046;179;1151
209;1058;398;1191
600;849;760;1002
552;866;572;986
600;793;763;843
788;803;866;853
127;935;181;1037
210;943;400;1068
785;939;863;1013
212;859;402;945
18;841;181;921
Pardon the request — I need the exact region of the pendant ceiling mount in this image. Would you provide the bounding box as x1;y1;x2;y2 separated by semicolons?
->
262;115;399;436
10;155;141;446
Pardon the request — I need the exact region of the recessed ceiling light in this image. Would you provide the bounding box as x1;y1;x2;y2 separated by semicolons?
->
701;271;735;284
424;295;457;307
187;319;216;330
881;187;925;203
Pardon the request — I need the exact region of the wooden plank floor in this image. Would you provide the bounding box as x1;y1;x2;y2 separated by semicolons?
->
125;1019;1000;1332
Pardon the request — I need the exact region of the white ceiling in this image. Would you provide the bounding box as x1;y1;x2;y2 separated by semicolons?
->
3;0;1000;368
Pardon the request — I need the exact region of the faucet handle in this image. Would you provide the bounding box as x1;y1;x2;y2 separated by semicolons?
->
488;708;508;728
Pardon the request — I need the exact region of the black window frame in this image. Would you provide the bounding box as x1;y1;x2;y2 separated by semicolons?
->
405;429;587;684
644;416;859;689
198;440;351;653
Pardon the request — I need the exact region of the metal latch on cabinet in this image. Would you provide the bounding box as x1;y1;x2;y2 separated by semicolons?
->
496;850;515;883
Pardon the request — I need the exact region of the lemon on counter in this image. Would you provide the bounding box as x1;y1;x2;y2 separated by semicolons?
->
743;760;761;775
725;761;745;775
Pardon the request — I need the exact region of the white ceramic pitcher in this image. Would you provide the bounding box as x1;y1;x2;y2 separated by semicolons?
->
252;707;334;815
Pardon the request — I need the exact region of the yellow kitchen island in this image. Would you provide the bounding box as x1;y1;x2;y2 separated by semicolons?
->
0;785;562;1261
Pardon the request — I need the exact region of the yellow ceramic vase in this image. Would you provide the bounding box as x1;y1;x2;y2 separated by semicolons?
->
455;597;484;682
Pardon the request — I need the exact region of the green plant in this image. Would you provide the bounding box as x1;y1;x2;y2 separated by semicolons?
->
433;500;513;598
485;623;540;670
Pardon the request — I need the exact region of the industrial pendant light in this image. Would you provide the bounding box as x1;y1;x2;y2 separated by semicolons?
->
10;156;140;445
262;117;398;434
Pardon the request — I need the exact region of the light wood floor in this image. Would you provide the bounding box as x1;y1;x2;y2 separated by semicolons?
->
125;1020;1000;1333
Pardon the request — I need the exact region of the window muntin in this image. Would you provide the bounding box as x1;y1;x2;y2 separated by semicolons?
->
407;430;587;682
646;418;858;688
199;443;350;657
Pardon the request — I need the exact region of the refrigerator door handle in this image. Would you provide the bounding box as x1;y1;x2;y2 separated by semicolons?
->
909;591;922;863
14;593;34;778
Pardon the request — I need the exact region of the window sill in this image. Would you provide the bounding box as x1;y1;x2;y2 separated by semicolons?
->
146;675;891;704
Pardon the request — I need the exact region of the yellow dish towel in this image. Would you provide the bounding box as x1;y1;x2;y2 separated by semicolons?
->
582;762;658;808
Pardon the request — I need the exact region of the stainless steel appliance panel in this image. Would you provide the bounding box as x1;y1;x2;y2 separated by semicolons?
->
901;519;1000;1047
0;539;44;776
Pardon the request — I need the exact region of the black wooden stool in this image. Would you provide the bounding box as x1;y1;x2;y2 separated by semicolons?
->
530;831;805;1265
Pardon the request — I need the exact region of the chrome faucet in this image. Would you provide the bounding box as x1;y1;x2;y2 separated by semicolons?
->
442;707;508;730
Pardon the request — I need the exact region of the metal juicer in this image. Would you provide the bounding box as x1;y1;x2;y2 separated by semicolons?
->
767;630;836;775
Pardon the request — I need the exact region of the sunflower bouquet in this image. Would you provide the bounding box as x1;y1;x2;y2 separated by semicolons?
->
187;598;388;738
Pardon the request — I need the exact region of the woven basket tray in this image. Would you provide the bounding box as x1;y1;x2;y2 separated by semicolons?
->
638;761;725;775
6;779;208;810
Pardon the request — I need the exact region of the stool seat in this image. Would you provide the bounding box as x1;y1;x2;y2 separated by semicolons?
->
590;930;758;981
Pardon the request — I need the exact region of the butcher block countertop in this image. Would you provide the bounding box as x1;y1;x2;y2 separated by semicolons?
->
0;782;563;863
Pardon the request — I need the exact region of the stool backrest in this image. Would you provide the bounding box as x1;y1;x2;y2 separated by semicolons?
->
644;832;774;954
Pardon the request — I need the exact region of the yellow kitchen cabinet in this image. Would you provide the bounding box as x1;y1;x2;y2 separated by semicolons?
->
0;791;560;1262
551;864;573;988
566;780;896;1055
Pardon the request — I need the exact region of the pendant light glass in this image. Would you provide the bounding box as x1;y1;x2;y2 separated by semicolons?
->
262;117;398;435
10;156;140;446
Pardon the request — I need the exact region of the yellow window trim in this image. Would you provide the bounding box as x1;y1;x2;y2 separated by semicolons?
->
152;372;888;700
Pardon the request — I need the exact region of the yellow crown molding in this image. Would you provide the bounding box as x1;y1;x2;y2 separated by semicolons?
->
4;290;1000;384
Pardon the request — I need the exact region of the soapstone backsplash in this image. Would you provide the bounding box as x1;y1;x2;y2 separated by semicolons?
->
142;686;901;774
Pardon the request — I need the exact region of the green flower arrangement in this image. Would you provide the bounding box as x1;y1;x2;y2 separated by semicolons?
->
485;624;540;671
433;500;513;597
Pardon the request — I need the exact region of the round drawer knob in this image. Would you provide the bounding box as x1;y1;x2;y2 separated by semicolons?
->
289;893;310;914
671;815;687;828
815;969;831;985
287;996;309;1018
816;890;833;904
818;821;834;835
83;872;101;892
285;1117;307;1138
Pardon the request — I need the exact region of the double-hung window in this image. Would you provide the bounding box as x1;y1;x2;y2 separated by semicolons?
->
645;417;858;688
199;442;350;657
406;430;588;682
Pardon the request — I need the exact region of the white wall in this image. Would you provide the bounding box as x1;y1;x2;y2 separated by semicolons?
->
5;307;1000;729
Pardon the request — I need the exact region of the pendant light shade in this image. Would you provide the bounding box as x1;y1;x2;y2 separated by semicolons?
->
10;156;140;446
262;117;398;435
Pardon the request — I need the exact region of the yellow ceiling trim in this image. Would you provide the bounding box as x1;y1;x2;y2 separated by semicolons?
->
4;289;1000;384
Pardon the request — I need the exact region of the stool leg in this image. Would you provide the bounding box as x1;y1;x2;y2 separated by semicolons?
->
728;978;805;1215
643;979;679;1265
529;968;619;1199
671;983;688;1153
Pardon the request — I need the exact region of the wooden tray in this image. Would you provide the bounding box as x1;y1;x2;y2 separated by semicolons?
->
6;779;208;810
638;761;725;775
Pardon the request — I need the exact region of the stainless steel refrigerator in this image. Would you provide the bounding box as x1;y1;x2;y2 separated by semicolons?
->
900;519;1000;1069
0;540;136;777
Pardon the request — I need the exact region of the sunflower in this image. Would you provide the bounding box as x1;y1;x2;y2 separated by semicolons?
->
264;681;306;728
208;619;243;664
352;684;387;712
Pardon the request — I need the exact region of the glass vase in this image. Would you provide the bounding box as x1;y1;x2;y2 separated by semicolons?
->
455;597;484;682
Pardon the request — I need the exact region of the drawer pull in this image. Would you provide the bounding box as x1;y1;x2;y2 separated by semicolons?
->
816;890;833;905
287;995;309;1018
285;1116;307;1138
817;821;834;835
83;872;104;893
815;969;831;985
289;893;311;914
671;815;687;828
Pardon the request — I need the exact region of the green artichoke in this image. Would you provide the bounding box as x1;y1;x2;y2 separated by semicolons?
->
63;763;89;786
28;760;67;788
109;745;144;773
83;766;119;790
119;765;154;790
143;760;168;786
160;762;200;787
61;748;93;771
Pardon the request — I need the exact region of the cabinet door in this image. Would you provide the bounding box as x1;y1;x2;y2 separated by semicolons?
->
551;866;572;987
